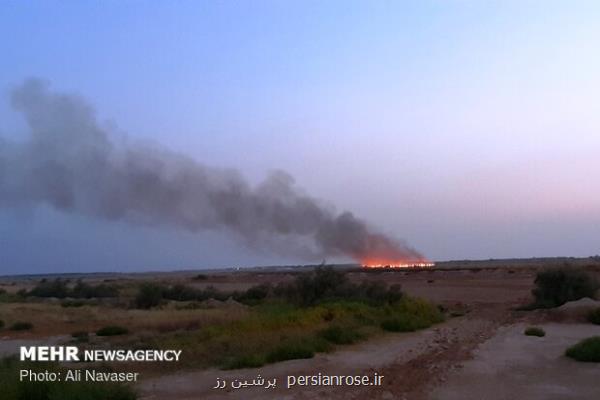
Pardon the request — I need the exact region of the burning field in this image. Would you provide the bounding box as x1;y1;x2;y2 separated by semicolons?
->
0;79;433;273
362;261;436;269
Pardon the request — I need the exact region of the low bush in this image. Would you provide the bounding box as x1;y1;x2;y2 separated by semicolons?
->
162;284;201;302
276;266;404;306
221;354;265;370
0;290;23;303
10;322;33;331
266;340;320;363
259;334;331;365
70;280;119;298
380;297;444;333
391;296;445;327
319;325;364;344
27;279;119;299
28;279;70;298
565;336;600;362
174;302;204;310
134;283;163;309
134;267;405;309
235;283;271;304
524;327;545;337
135;282;237;308
96;326;129;336
530;266;599;308
0;320;4;329
381;315;420;332
588;308;600;325
61;300;86;308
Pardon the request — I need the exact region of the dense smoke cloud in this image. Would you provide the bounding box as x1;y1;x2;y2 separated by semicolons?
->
0;79;424;263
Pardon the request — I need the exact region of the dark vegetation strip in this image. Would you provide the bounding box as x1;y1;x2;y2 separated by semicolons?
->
25;279;119;299
130;267;444;370
134;266;404;309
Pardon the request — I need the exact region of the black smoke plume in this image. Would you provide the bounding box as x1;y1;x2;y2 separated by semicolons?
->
0;79;424;263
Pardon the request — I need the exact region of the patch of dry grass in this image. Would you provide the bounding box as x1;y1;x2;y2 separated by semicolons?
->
0;302;248;338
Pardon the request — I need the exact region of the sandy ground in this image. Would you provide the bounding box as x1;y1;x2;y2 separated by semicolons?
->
430;323;600;400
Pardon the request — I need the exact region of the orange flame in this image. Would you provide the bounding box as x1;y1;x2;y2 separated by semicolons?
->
361;258;435;269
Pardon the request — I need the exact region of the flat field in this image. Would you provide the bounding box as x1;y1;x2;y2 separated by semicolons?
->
1;257;599;399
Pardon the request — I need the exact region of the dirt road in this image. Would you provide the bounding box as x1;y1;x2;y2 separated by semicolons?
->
430;322;600;400
138;305;515;400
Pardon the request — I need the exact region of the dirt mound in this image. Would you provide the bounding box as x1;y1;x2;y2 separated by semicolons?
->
557;297;600;311
553;298;600;321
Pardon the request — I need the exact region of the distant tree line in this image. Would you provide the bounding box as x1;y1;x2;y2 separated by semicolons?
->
134;266;404;309
27;279;119;299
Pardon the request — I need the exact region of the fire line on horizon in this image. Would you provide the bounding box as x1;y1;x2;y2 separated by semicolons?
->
361;261;435;269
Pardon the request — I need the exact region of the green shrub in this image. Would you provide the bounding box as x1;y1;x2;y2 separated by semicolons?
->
96;326;129;336
276;266;404;306
134;283;164;309
380;297;444;333
162;284;197;302
70;280;119;298
61;300;86;308
524;327;545;337
565;336;600;362
531;267;599;308
10;322;33;331
319;325;364;344
0;290;22;303
588;308;600;325
27;279;119;299
0;320;4;329
221;354;265;370
381;315;420;332
28;279;70;298
266;343;315;363
235;283;272;304
135;281;274;307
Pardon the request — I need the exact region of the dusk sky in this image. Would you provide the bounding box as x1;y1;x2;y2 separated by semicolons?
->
1;1;600;274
